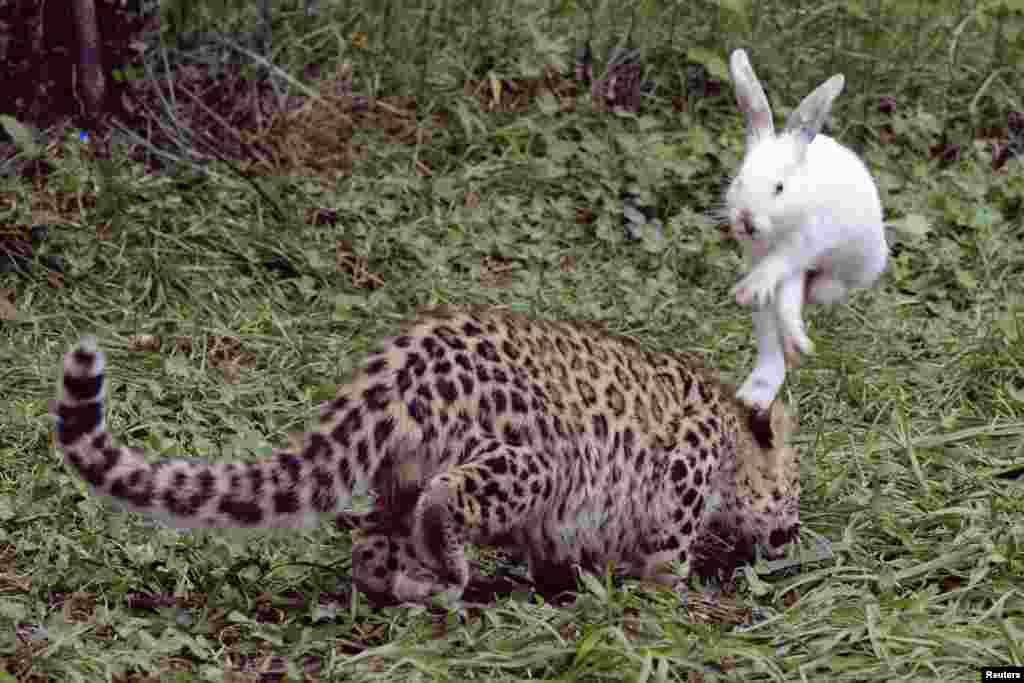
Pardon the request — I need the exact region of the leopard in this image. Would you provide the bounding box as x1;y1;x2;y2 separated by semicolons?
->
53;305;801;605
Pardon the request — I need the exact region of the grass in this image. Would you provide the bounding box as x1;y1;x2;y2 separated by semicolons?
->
1;0;1023;680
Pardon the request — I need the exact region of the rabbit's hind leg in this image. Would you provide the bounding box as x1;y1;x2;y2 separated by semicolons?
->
775;272;813;365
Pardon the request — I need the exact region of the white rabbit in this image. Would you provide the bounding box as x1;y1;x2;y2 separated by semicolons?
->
725;49;888;410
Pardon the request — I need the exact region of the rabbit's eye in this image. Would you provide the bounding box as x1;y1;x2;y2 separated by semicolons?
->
773;182;784;196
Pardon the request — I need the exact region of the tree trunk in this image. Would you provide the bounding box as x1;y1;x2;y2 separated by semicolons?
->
70;0;105;118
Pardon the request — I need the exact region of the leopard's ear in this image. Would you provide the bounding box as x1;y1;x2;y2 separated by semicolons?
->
748;406;775;450
747;399;794;450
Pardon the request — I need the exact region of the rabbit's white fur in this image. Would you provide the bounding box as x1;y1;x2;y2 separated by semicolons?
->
726;49;888;410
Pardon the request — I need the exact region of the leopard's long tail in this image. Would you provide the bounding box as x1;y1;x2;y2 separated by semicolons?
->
53;338;359;529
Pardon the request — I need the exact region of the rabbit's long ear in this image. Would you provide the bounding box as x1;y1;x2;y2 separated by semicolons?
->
784;74;845;154
730;49;774;145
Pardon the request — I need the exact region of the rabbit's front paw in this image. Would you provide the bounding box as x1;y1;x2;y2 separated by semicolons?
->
732;265;780;308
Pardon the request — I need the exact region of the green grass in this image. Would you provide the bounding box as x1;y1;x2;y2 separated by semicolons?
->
2;1;1023;680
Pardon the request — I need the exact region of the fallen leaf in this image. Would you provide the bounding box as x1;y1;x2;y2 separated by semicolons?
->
0;289;15;320
128;334;162;352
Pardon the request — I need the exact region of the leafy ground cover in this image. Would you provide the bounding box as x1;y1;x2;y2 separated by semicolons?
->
1;1;1023;680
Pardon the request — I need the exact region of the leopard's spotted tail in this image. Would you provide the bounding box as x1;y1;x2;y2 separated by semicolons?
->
54;338;356;530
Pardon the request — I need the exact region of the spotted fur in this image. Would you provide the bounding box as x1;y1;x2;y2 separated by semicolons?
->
54;306;800;604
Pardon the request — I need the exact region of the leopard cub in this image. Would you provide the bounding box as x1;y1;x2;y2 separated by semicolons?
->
54;306;801;604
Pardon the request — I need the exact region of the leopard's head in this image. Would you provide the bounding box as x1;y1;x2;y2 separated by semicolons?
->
708;398;801;567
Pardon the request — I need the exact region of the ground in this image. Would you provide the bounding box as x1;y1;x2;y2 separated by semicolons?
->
0;1;1022;681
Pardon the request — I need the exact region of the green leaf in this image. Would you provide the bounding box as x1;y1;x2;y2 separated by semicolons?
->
536;92;560;116
717;0;751;21
433;176;458;200
914;111;942;135
640;223;667;253
0;598;25;622
637;115;661;132
0;115;40;157
333;292;369;315
890;213;931;239
997;311;1020;342
573;624;606;663
846;0;870;19
742;564;772;596
971;206;1000;230
577;570;608;600
686;47;730;82
955;268;977;291
988;0;1024;13
684;126;715;157
1007;380;1024;402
